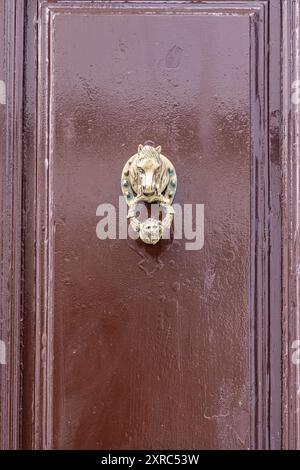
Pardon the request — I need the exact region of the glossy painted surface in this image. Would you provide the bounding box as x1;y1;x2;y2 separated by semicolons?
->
19;0;284;451
50;7;250;450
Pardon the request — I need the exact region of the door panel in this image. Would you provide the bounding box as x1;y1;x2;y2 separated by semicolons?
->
20;0;282;450
53;8;251;451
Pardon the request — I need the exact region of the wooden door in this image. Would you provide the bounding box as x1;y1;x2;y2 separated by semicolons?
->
0;0;299;450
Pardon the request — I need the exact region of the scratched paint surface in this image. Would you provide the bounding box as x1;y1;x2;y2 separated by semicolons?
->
51;11;250;449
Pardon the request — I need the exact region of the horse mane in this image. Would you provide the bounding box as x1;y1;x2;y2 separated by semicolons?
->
137;145;161;163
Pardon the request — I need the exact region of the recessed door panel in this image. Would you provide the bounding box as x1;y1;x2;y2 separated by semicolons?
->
22;1;276;450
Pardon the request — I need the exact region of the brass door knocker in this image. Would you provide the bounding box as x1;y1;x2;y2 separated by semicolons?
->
121;144;177;244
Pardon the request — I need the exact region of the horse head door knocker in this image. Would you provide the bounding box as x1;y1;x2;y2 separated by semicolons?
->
121;143;177;245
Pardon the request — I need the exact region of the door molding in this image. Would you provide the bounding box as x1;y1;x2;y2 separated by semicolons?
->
0;0;299;450
0;0;24;450
25;0;281;450
282;0;300;451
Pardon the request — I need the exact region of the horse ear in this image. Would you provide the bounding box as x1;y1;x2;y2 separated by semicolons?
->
156;145;161;154
138;144;143;153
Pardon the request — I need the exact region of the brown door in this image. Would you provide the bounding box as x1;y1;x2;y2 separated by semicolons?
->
1;0;299;450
